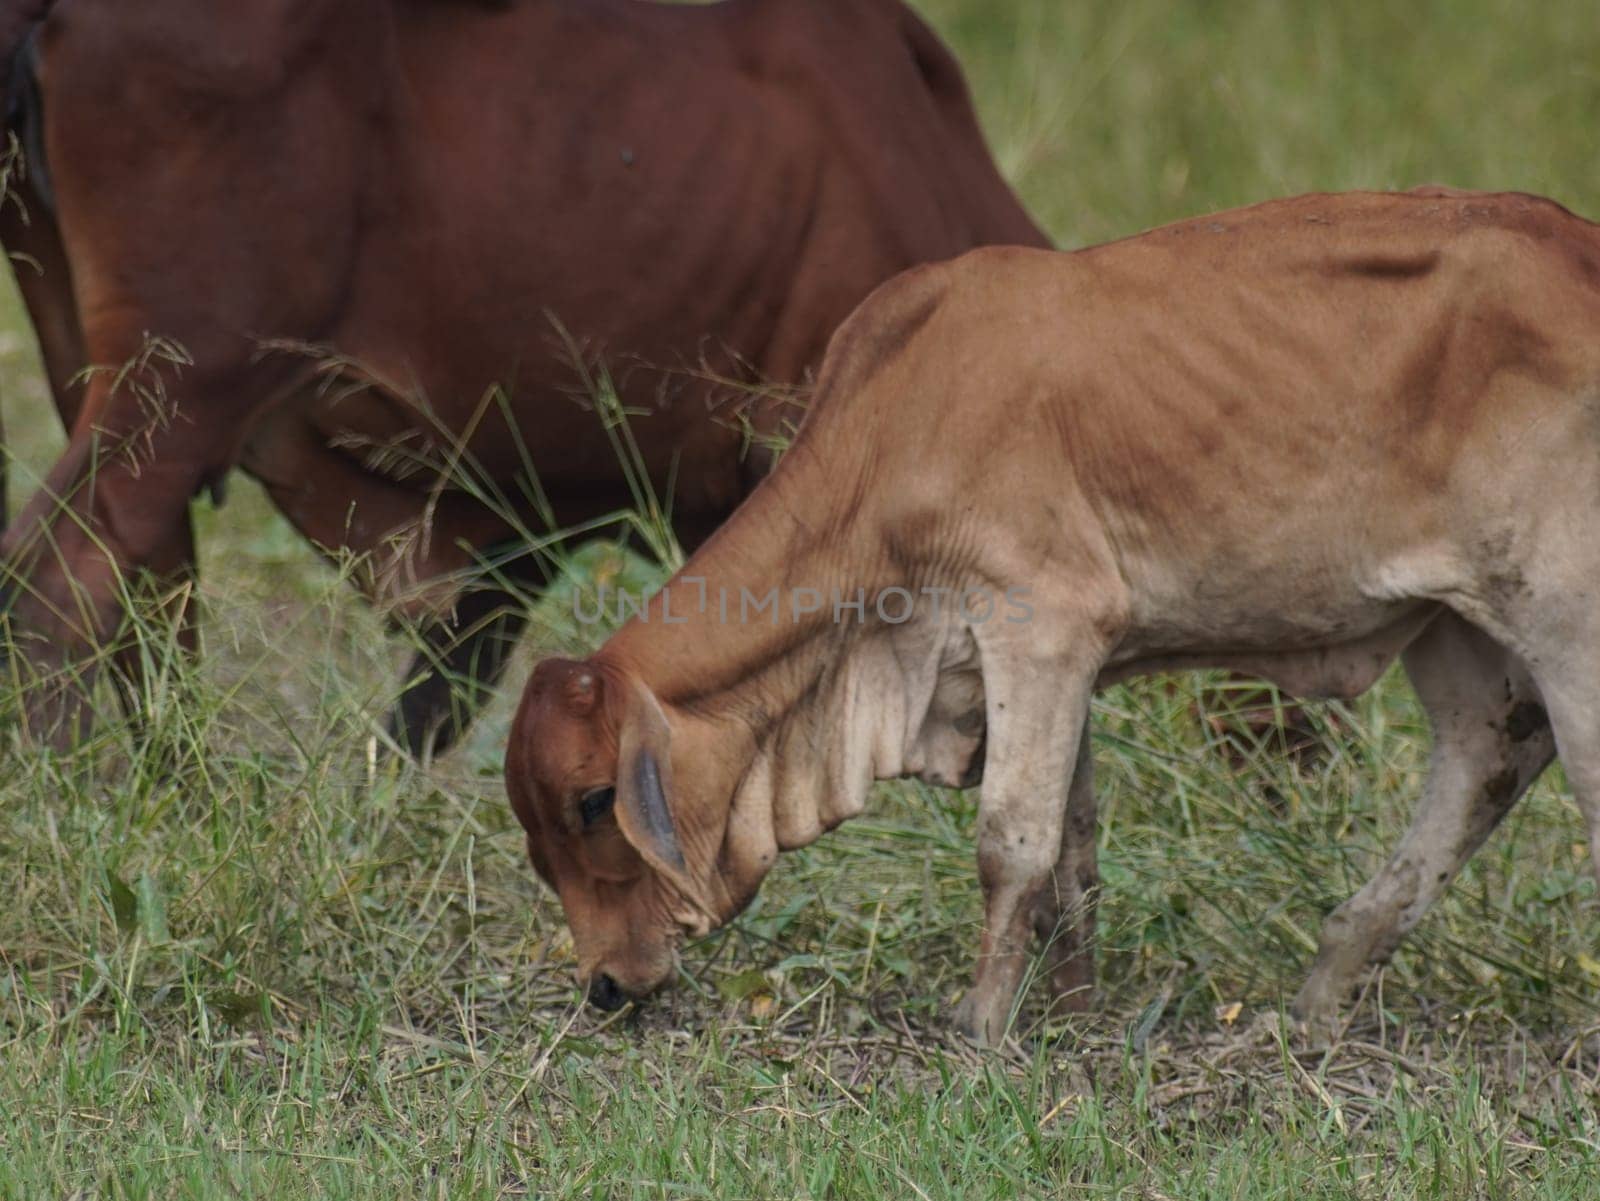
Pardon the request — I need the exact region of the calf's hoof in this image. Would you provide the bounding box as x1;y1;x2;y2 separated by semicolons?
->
1289;972;1352;1037
952;991;1008;1048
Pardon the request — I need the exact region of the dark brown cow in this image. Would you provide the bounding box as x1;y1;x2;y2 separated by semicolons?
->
0;0;1045;749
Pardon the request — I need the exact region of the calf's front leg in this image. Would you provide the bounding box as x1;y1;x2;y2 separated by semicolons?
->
955;657;1097;1046
1029;716;1099;1012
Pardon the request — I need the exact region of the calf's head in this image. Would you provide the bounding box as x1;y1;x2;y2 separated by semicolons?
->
505;657;724;1008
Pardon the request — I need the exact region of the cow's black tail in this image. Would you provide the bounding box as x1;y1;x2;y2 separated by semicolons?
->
6;26;49;215
0;1;55;536
0;0;53;101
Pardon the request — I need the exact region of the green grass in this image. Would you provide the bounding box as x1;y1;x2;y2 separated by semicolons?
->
3;0;1600;1196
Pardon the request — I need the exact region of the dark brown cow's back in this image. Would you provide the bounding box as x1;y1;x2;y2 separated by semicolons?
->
0;0;1045;750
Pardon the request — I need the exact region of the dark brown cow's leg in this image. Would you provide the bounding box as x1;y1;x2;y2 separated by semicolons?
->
0;409;213;745
104;510;199;738
1198;678;1327;768
1;183;88;427
386;498;734;759
388;550;542;759
244;406;538;757
0;141;91;535
0;192;196;740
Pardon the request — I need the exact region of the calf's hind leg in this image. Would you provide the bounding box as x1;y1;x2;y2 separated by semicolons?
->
1494;544;1600;899
1293;614;1554;1026
1526;649;1600;901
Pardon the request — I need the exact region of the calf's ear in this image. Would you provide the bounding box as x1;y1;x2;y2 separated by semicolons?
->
615;678;708;911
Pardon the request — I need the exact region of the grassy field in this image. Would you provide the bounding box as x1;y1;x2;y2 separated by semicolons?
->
4;0;1600;1196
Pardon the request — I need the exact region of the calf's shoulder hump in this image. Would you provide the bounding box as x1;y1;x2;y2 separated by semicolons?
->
810;261;956;397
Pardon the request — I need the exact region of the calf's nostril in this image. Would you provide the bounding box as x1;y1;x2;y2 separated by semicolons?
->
586;973;627;1012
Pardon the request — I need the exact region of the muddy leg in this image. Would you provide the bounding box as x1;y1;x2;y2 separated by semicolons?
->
1293;614;1553;1026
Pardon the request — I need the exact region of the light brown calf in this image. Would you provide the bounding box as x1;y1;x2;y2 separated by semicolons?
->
506;190;1598;1044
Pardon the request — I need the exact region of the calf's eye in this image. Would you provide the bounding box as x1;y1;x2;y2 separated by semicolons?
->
579;786;617;828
